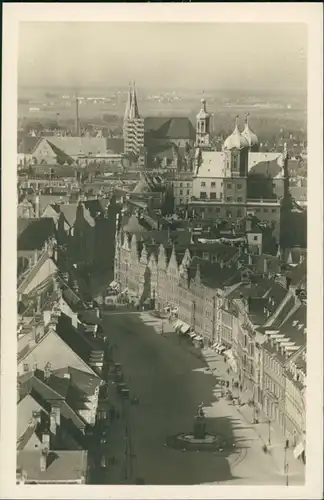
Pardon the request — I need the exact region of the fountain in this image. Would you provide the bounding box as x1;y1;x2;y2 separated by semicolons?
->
193;404;206;439
166;404;233;452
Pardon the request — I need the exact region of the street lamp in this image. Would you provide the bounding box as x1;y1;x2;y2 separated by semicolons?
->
268;418;271;446
284;440;289;486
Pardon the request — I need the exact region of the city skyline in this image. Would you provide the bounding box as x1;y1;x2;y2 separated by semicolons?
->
18;22;307;92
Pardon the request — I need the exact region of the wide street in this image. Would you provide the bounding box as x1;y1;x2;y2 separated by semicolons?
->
99;311;300;486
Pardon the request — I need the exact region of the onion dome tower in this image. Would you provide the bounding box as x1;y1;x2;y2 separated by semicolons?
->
242;113;259;152
223;116;249;177
223;115;249;151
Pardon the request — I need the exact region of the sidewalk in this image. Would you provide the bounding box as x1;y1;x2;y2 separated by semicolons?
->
96;380;128;484
202;347;305;483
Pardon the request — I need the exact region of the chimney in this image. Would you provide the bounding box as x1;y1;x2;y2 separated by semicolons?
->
54;406;61;426
32;410;41;426
33;250;39;266
43;310;51;326
263;258;268;275
35;194;40;218
75;97;80;137
36;295;41;314
246;217;252;232
40;449;48;472
248;254;252;266
50;411;57;435
42;432;50;449
47;316;58;331
44;362;52;382
286;276;291;290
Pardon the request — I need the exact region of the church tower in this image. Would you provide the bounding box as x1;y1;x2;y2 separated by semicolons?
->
123;82;145;167
196;97;210;149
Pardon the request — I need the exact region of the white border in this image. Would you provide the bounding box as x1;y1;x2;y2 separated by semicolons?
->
1;3;323;499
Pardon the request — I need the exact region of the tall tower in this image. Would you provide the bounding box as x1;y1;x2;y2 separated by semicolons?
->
196;97;210;149
123;82;145;167
279;143;294;252
75;94;81;137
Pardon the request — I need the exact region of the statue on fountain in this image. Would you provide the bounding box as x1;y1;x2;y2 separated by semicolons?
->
193;403;206;439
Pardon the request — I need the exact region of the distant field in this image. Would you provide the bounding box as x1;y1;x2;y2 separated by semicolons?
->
18;85;307;137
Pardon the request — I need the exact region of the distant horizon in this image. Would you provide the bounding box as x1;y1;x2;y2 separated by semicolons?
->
18;83;307;96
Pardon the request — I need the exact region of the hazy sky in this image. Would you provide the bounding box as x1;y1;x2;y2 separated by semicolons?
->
18;22;307;91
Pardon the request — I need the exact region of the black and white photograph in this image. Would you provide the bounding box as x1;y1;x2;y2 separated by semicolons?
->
1;3;323;499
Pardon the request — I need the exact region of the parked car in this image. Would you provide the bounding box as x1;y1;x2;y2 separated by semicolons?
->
121;388;130;399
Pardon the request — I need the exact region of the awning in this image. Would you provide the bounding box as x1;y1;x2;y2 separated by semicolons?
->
180;322;190;334
172;319;182;330
189;332;197;339
293;442;305;460
218;346;226;354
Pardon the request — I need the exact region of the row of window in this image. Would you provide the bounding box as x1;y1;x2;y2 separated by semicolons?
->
254;207;278;214
177;182;191;188
179;189;191;196
194;207;244;218
199;192;245;202
200;182;243;189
